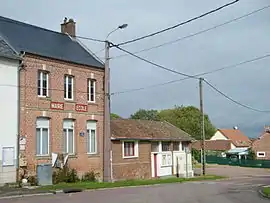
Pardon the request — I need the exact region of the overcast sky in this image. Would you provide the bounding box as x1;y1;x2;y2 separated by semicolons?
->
1;0;270;138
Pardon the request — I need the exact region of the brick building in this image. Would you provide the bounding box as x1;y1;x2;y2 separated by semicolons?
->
111;119;194;180
0;16;105;180
252;126;270;160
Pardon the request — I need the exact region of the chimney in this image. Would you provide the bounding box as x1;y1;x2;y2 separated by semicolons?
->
61;17;76;37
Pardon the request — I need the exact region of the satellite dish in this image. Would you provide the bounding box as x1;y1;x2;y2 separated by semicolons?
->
233;126;238;130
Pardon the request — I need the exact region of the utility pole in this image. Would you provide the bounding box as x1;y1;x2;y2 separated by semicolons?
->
103;40;112;182
199;77;206;176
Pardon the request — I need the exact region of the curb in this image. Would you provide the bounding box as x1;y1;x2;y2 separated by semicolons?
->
258;189;270;199
0;192;54;200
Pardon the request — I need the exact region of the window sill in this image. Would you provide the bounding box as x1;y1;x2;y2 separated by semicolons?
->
88;102;98;106
67;154;77;158
38;96;51;101
36;155;51;160
64;99;76;103
161;165;172;168
123;156;138;159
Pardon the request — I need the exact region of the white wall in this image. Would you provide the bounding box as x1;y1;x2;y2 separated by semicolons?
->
0;57;19;184
210;131;227;140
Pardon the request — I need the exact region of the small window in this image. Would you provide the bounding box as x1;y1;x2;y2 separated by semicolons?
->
257;151;265;158
87;121;97;154
182;142;189;152
173;142;180;151
161;154;172;167
88;79;96;102
162;142;170;151
36;118;50;156
151;142;159;152
64;75;74;100
123;141;138;158
63;119;74;154
37;71;49;97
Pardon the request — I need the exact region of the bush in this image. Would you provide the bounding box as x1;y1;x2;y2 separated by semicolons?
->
28;175;38;186
81;170;99;182
53;167;79;184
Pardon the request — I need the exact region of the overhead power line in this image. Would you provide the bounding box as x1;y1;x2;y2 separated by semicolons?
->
112;43;197;78
114;0;239;47
111;50;270;95
204;79;270;113
111;4;270;59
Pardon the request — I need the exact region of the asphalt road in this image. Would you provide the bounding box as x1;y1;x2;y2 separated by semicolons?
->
1;177;270;203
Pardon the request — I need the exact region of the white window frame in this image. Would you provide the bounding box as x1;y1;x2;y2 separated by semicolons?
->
122;141;139;158
257;151;266;158
64;75;74;100
87;121;97;154
63;120;75;154
38;71;49;97
161;153;172;167
36;118;50;156
88;79;96;103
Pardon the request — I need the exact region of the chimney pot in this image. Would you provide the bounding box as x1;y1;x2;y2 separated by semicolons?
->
61;18;76;37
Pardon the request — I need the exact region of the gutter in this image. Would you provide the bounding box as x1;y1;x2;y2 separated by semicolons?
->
16;51;25;183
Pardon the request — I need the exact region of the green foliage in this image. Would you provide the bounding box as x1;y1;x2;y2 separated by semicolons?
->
130;106;216;140
27;175;38;186
130;109;161;121
53;167;79;184
192;148;201;162
247;148;256;160
111;113;121;119
81;171;100;182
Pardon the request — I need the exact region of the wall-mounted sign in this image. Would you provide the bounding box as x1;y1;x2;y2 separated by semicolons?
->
79;132;85;137
75;104;88;112
51;102;64;110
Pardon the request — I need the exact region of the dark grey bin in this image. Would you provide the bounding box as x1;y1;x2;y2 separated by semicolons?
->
37;163;52;186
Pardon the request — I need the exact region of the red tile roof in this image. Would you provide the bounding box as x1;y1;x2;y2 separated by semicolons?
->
192;140;232;151
111;119;193;141
218;129;251;147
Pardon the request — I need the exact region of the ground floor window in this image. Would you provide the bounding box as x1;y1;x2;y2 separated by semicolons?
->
173;142;180;151
36;117;49;155
123;141;138;158
161;153;172;166
63;119;74;154
87;120;97;154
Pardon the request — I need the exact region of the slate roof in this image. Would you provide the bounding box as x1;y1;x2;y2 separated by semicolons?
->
218;129;251;147
0;37;20;59
0;16;104;68
192;140;232;151
111;119;193;141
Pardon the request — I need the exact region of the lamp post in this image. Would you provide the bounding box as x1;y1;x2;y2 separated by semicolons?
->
103;24;128;182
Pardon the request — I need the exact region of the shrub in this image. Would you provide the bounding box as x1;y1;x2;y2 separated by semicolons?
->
52;167;79;184
28;175;38;186
81;170;99;182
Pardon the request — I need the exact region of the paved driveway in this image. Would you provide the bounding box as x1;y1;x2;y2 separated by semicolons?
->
1;176;269;203
194;165;270;178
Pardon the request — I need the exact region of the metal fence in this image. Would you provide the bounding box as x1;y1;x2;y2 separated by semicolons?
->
206;155;270;168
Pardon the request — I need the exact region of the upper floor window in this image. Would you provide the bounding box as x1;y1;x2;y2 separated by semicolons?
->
38;71;49;97
64;75;74;100
88;79;96;102
173;142;180;151
162;142;170;151
36;117;49;156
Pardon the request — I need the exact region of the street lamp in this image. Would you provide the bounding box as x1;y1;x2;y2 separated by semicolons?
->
103;24;128;182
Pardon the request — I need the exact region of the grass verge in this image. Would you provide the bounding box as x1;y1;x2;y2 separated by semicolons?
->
262;187;270;197
39;175;225;191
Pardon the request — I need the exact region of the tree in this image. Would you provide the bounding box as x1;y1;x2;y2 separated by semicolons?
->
247;148;256;160
130;109;161;121
158;106;216;140
111;113;121;119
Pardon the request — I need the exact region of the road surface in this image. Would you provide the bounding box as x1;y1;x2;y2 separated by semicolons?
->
1;176;270;203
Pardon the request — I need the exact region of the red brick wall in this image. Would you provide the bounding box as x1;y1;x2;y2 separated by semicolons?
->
112;140;151;180
19;54;104;178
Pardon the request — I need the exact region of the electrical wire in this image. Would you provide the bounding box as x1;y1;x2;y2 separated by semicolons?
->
112;43;197;78
114;0;239;47
111;52;270;95
204;79;270;113
111;4;270;59
0;16;105;43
